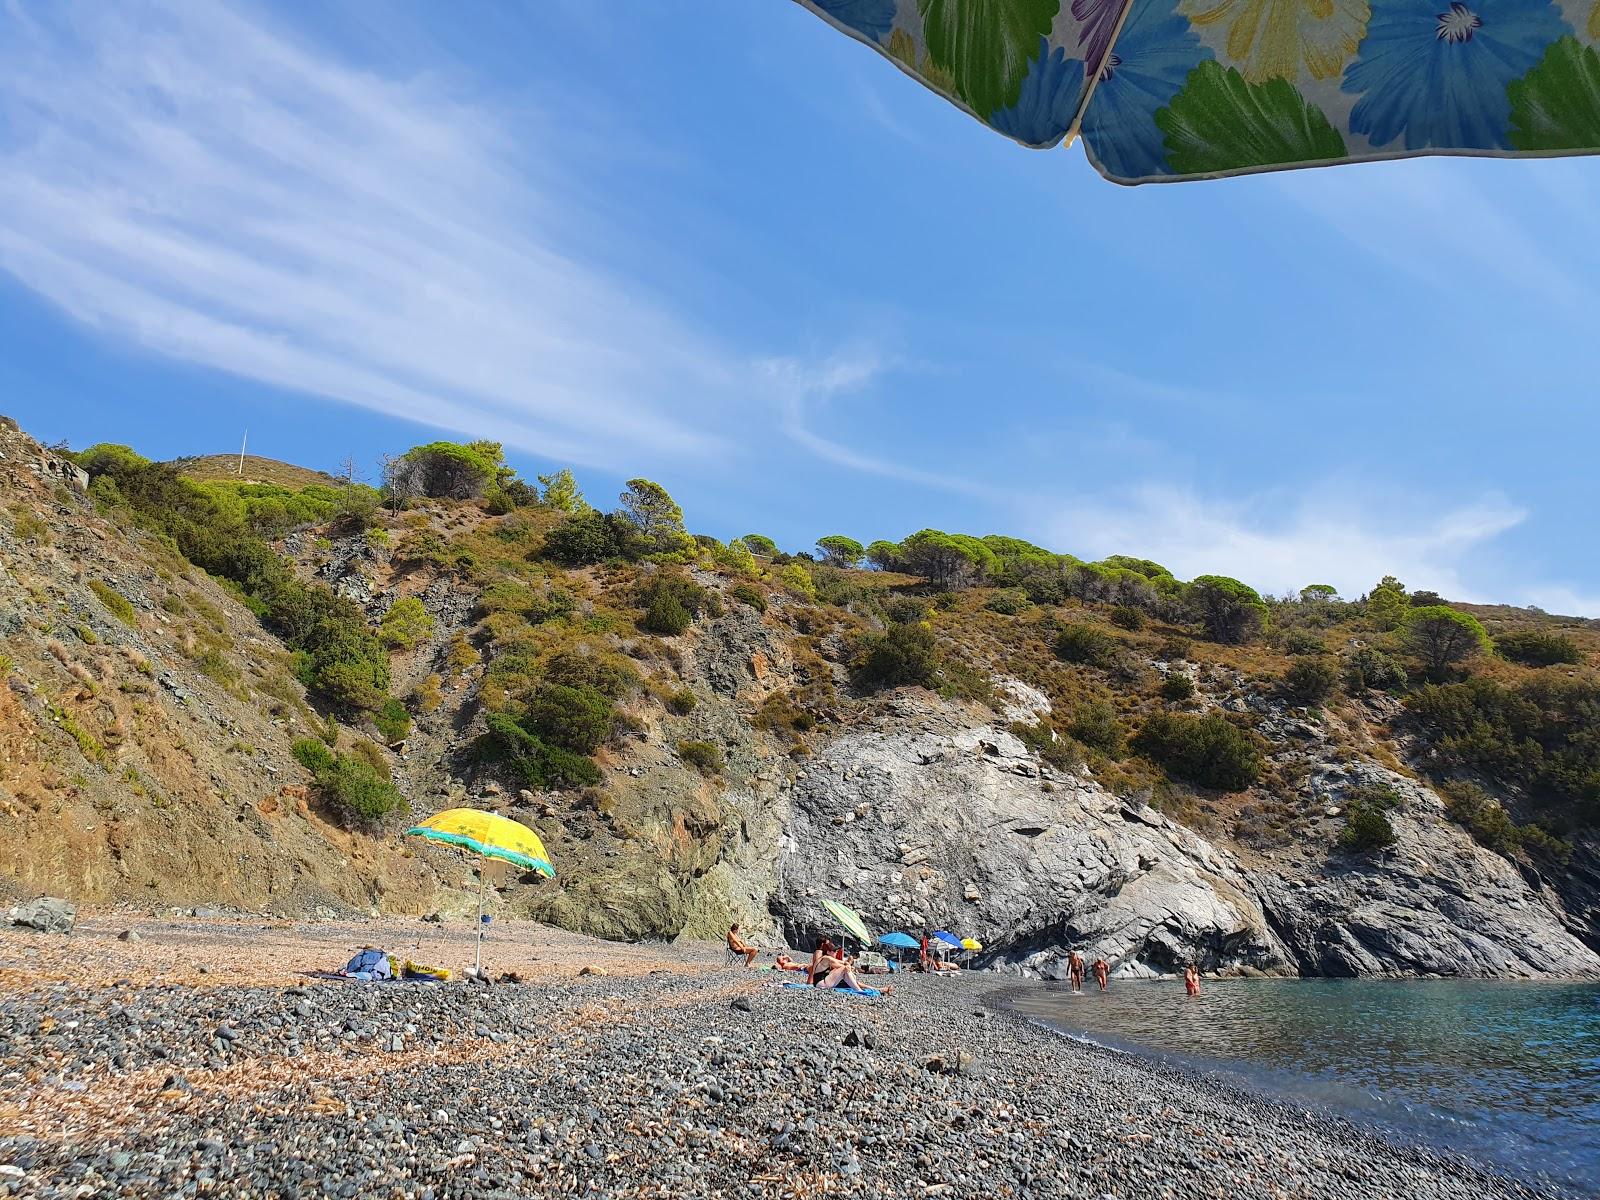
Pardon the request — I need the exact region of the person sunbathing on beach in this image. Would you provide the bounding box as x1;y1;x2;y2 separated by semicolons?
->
727;924;758;968
809;938;842;983
1184;964;1201;996
773;953;808;974
1092;957;1110;991
815;958;893;994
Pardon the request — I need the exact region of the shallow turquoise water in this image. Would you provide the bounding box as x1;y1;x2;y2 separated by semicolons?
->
1011;978;1600;1196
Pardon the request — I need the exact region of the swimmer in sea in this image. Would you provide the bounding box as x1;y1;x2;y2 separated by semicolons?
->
1092;957;1110;991
1184;963;1201;996
1068;949;1085;992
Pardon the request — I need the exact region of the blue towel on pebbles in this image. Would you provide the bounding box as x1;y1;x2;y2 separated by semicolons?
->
782;983;882;997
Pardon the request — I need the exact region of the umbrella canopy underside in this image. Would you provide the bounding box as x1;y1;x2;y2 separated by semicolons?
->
794;0;1600;184
822;898;874;944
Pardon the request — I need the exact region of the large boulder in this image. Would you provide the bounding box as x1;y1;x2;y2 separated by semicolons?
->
773;695;1291;976
9;896;76;933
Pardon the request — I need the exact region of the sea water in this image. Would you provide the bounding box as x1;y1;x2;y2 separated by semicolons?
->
1010;978;1600;1196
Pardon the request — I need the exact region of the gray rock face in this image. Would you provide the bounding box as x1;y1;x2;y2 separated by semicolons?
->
9;896;76;933
773;699;1289;976
1252;762;1600;978
772;689;1600;980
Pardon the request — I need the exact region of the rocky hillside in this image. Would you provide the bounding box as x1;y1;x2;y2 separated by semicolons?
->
3;417;1597;979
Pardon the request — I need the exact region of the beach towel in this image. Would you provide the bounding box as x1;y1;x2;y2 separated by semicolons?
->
783;982;882;998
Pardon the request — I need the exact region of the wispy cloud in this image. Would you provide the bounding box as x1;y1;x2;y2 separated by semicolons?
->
0;2;742;468
1029;484;1533;603
761;352;994;496
1273;160;1594;310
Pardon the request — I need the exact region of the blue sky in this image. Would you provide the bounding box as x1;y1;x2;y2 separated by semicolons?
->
2;1;1597;614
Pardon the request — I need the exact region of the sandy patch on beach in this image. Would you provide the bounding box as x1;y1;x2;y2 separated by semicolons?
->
0;912;731;992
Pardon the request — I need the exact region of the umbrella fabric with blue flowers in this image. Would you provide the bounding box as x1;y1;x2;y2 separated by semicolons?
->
795;0;1600;182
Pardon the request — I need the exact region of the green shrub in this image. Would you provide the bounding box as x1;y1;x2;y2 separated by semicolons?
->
390;440;503;500
348;737;392;782
291;736;405;825
1159;673;1195;701
1187;575;1268;644
542;511;627;566
637;573;708;635
884;596;928;625
194;647;240;688
543;649;637;700
1054;624;1118;668
1338;785;1399;852
1133;712;1263;792
1067;700;1125;757
160;593;187;615
1344;647;1409;693
985;589;1029;616
87;580;137;626
816;535;864;567
378;597;434;650
778;563;817;602
292;738;336;775
641;594;691;635
525;683;612;754
677;740;723;775
374;697;413;744
1495;629;1583;668
1440;780;1574;863
310;659;386;712
665;688;697;715
1110;605;1145;631
1283;656;1339;704
11;508;50;543
319;754;404;824
731;583;767;612
856;622;940;690
1403;605;1490;680
1284;629;1326;656
1009;720;1083;770
482;713;602;790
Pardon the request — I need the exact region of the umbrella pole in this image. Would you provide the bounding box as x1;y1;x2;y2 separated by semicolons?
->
475;865;485;975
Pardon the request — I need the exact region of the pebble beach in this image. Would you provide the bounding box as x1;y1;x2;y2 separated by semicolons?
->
0;915;1567;1199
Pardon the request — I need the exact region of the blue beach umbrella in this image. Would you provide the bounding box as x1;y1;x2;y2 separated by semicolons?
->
932;930;964;949
879;932;920;950
792;0;1600;184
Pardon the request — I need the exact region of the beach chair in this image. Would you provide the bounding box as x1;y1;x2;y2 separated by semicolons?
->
856;951;892;975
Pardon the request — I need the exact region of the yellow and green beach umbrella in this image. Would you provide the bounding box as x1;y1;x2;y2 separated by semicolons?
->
821;897;873;947
406;808;554;974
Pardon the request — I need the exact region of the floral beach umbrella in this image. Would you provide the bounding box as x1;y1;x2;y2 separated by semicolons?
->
794;0;1600;183
406;808;555;976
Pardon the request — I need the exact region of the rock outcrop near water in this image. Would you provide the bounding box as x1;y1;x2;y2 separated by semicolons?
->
772;690;1599;979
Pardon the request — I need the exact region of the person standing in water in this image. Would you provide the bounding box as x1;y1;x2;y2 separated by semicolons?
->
1092;957;1110;991
1068;949;1085;992
1184;963;1201;996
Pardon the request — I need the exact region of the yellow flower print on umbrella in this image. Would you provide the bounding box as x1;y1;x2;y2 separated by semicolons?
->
1178;0;1368;81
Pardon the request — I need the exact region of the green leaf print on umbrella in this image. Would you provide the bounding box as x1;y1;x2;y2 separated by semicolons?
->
1509;37;1600;151
1155;61;1345;175
918;0;1061;117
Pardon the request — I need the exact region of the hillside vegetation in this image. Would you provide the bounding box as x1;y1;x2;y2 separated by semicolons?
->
3;416;1596;952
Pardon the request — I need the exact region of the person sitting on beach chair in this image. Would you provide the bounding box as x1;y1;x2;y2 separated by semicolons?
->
726;924;759;968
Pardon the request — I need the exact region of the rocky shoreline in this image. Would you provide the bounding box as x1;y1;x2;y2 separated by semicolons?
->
0;917;1571;1199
